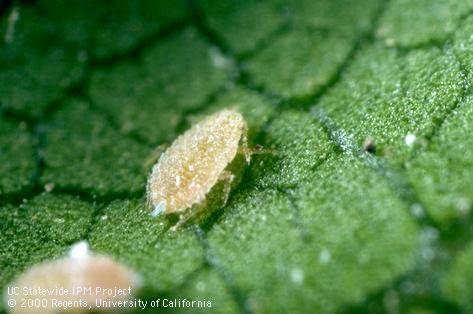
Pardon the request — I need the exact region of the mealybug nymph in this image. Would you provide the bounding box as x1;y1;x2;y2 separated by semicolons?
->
146;109;254;229
5;242;140;314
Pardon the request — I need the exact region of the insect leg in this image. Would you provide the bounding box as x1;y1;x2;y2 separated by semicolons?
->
170;201;208;231
171;215;186;232
238;144;278;161
219;170;235;207
143;144;168;169
170;169;234;232
240;123;251;164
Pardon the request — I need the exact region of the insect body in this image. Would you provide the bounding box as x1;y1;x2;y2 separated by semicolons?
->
146;109;250;229
6;242;140;314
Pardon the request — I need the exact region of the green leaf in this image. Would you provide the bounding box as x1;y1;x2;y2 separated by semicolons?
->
442;239;473;312
88;27;229;144
0;7;85;118
89;200;204;291
0;118;35;197
1;0;473;313
377;0;473;47
208;156;419;313
245;27;355;99
40;100;150;197
37;0;189;61
0;194;95;309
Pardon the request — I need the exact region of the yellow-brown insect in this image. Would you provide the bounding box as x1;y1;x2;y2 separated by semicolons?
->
5;242;140;314
146;109;251;229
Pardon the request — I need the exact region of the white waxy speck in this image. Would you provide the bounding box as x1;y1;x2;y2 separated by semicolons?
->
176;175;181;187
404;134;416;146
290;268;304;285
411;203;424;218
419;227;439;262
151;201;166;217
318;249;331;264
455;197;471;215
4;6;20;44
196;281;205;291
69;241;90;260
209;46;231;69
385;38;396;46
44;182;55;192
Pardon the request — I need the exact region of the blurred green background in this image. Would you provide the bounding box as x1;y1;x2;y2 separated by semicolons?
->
1;0;473;313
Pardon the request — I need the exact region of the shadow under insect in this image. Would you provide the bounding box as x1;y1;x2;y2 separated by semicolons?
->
161;153;247;230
